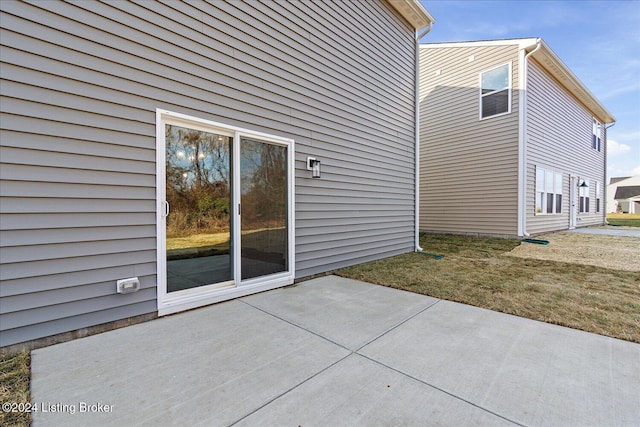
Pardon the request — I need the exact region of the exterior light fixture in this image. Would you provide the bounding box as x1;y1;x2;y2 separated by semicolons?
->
578;179;588;188
307;157;321;179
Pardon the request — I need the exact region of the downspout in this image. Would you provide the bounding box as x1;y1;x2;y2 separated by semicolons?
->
603;121;616;223
518;39;542;237
415;23;433;251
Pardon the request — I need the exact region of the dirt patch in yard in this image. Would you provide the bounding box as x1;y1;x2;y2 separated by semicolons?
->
506;231;640;271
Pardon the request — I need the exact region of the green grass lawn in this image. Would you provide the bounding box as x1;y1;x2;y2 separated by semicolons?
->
338;233;640;344
607;213;640;227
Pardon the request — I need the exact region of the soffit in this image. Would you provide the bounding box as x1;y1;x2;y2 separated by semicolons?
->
387;0;435;30
527;40;615;123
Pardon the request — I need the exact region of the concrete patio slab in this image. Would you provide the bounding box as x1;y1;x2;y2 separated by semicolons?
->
30;275;640;426
237;354;516;426
31;299;350;426
360;300;640;427
241;276;438;350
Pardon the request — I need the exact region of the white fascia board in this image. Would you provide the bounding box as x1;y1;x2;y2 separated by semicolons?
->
421;38;538;49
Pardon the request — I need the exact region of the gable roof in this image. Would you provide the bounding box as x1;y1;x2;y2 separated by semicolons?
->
610;176;632;185
387;0;435;30
421;38;615;124
614;186;640;200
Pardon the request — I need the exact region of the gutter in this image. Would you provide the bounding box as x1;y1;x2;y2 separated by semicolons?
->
518;38;542;238
415;23;433;251
603;122;616;223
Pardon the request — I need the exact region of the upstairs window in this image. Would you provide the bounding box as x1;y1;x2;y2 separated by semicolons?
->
579;179;590;213
592;119;602;151
480;63;511;119
535;167;562;215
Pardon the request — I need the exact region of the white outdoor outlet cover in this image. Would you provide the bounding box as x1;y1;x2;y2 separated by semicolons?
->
117;277;140;294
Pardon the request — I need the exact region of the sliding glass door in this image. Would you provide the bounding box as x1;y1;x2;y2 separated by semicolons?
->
157;110;294;315
164;124;234;293
240;138;288;280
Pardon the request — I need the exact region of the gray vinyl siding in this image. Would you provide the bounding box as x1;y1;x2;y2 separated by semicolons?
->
0;0;416;347
419;45;520;236
526;59;606;234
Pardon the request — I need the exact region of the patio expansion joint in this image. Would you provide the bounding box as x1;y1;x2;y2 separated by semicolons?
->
223;300;349;425
350;298;525;426
227;341;352;426
195;299;356;425
237;298;522;426
238;298;353;352
353;297;442;353
356;353;525;427
229;297;445;426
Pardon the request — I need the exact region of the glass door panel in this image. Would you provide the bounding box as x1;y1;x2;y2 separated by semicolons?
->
239;138;288;280
165;124;233;292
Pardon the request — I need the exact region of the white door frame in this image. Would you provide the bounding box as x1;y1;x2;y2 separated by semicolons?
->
569;175;578;229
155;109;295;316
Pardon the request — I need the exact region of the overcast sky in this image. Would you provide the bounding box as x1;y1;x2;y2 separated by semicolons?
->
419;0;640;181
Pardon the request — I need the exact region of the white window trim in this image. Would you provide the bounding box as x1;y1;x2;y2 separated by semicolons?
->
155;109;295;316
535;167;563;215
592;118;602;151
479;61;512;120
579;179;590;214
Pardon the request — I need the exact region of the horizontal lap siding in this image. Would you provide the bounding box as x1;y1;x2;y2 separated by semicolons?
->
275;0;417;247
419;45;520;236
0;0;416;346
526;60;606;234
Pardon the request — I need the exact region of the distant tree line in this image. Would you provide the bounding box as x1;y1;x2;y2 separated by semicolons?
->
165;126;288;239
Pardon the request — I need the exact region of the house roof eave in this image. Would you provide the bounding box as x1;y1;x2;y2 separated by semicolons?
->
614;185;640;200
421;38;538;49
387;0;435;31
526;39;616;124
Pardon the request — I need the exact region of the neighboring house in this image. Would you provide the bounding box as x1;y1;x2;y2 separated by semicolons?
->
607;176;640;213
418;38;615;237
614;186;640;214
0;0;434;348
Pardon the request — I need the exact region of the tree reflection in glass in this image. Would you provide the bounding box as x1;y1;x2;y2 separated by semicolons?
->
165;125;233;292
240;138;288;280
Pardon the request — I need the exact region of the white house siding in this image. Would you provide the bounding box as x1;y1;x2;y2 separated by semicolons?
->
526;59;606;234
0;0;417;347
419;45;520;236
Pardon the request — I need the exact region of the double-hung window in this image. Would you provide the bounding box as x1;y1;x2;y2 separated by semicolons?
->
579;179;590;213
595;181;601;213
535;167;562;214
592;119;601;151
480;63;511;119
